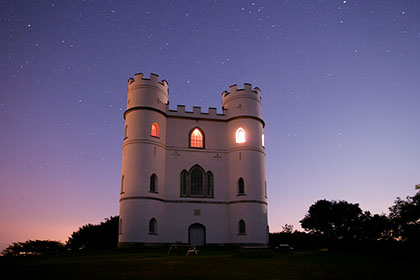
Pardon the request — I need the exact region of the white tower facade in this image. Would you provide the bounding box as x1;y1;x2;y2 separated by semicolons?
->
119;73;268;247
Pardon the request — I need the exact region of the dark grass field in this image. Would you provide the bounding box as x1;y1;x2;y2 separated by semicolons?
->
1;248;418;279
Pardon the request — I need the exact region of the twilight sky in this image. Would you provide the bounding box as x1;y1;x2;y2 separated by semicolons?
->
1;0;420;251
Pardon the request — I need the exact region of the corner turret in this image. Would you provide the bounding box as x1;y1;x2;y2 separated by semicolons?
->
125;73;169;117
221;83;261;119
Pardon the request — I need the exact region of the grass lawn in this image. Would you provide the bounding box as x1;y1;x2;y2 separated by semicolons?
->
1;248;417;279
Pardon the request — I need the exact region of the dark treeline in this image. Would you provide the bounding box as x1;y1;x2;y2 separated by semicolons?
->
270;188;420;252
2;189;419;256
2;216;119;257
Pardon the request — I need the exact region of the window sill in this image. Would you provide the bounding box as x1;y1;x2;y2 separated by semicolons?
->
148;232;158;235
149;191;159;194
237;194;247;196
237;233;247;236
151;135;160;139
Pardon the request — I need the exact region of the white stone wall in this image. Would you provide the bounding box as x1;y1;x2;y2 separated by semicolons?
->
119;73;268;246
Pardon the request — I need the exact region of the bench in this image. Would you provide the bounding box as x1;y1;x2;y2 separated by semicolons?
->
167;244;199;256
276;244;294;253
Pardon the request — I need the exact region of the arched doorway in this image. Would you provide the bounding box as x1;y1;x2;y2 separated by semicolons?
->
188;223;206;246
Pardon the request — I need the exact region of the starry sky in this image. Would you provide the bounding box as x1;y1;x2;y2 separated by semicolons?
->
1;0;420;251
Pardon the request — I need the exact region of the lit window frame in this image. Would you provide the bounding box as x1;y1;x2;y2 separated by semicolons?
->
236;127;246;144
189;127;205;149
151;122;159;138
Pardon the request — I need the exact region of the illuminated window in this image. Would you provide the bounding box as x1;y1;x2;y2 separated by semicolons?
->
236;128;246;143
262;134;265;147
238;220;246;234
151;122;159;137
149;218;157;234
150;174;158;193
190;127;204;148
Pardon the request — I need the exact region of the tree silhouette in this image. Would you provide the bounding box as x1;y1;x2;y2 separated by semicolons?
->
1;240;65;256
66;216;119;250
389;190;420;247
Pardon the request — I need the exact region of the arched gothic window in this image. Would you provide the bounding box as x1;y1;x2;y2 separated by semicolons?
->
206;171;214;197
238;177;245;195
236;127;246;143
181;170;188;196
151;122;159;137
190;127;204;148
190;166;204;196
150;174;158;193
238;220;246;234
180;165;213;198
149;218;157;234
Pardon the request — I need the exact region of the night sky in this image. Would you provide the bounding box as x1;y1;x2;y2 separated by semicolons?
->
1;0;420;251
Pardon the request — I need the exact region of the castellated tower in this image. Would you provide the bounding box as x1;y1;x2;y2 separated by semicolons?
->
119;73;268;247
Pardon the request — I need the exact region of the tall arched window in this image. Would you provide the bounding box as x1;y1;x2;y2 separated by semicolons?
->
151;122;159;137
190;165;204;196
149;218;157;234
238;220;246;234
180;165;213;198
190;127;204;148
236;127;246;143
238;177;245;195
206;171;214;197
150;174;158;193
124;125;128;139
180;170;188;196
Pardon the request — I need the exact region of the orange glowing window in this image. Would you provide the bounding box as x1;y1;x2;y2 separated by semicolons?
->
151;122;159;137
236;128;246;143
190;128;204;148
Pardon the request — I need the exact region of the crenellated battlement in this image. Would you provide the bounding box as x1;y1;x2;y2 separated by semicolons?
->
221;83;261;105
128;73;168;93
167;104;225;120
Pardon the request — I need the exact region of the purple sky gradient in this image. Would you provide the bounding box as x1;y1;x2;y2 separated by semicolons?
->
1;0;420;252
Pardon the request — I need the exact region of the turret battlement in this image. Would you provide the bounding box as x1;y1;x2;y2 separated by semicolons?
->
128;73;168;93
221;83;261;104
167;104;225;120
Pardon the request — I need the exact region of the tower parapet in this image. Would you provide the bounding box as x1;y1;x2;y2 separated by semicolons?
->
128;73;168;93
125;73;169;116
221;83;262;119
